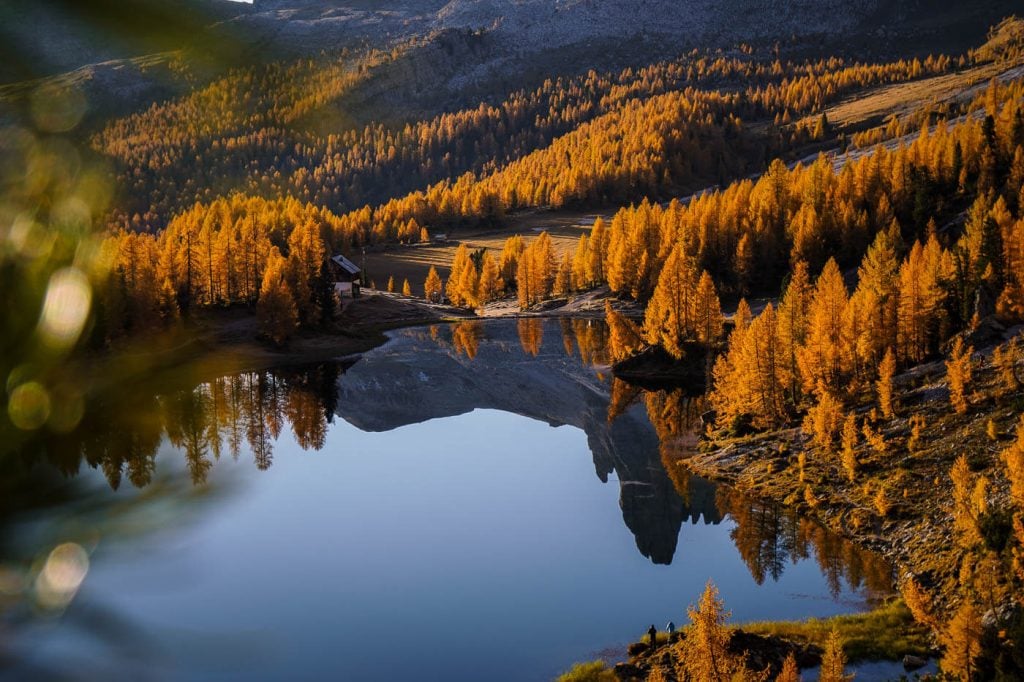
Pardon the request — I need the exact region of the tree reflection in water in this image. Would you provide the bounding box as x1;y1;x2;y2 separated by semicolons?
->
604;376;892;598
451;320;484;359
717;489;893;599
0;363;344;675
555;318;894;599
21;363;344;490
13;320;617;496
32;316;888;600
517;317;544;356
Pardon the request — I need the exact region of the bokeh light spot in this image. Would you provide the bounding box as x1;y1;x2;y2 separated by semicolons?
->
30;86;87;133
51;196;92;233
7;381;51;431
35;543;90;610
38;267;92;348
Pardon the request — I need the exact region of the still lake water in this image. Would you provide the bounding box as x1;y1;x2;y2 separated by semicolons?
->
1;319;892;681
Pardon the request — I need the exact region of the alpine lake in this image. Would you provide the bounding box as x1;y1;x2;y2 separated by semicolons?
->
0;318;900;681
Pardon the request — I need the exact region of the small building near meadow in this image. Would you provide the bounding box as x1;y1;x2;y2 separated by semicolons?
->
329;253;361;299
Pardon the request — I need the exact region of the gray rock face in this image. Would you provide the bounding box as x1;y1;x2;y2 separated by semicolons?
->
6;0;1017;124
335;319;720;564
217;0;1019;66
435;0;876;46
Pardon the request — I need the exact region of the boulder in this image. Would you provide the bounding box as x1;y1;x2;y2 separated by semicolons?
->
903;654;928;670
612;662;645;681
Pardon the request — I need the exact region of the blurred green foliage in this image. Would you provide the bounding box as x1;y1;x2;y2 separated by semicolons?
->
0;0;247;83
0;1;245;453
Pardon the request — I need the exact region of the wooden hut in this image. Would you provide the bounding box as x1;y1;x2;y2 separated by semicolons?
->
329;254;362;298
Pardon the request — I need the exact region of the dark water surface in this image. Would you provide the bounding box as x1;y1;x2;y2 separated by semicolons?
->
0;319;893;681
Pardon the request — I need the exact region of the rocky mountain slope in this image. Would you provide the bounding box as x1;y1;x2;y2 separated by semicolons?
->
4;0;1018;137
238;0;1020;60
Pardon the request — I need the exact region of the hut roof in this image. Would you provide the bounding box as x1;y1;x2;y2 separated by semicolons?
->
331;254;361;275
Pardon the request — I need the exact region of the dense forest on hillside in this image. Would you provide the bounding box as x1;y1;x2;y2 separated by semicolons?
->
95;46;956;234
93;34;991;343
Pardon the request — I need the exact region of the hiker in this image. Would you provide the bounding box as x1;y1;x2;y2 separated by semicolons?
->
666;621;677;642
648;624;658;648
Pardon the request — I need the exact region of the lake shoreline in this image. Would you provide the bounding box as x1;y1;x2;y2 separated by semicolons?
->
671;347;1014;614
72;288;640;397
602;598;931;681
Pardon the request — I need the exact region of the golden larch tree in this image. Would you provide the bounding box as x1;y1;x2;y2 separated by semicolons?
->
499;234;525;286
585;218;607;286
457;258;480;308
818;628;851;682
854;227;901;365
516;232;555;309
1002;416;1024;507
775;653;801;682
877;347;896;419
285;219;326;325
798;258;851;396
694;270;724;345
554;251;573;296
996;217;1024;321
901;575;938;630
735;232;755;295
841;413;858;482
897;239;943;363
446;243;470;305
710;299;754;429
941;600;983;682
257;249;299;347
946;338;973;415
993;338;1021;395
951;454;984;546
424;266;443;303
679;581;752;682
804;388;844;453
605;301;645;363
743;304;786;426
776;260;812;406
478;251;503;303
571;234;590;290
643;244;698;359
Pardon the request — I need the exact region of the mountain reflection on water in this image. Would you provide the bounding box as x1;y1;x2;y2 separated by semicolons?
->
335;319;891;595
10;319;889;583
0;318;893;679
338;319;713;566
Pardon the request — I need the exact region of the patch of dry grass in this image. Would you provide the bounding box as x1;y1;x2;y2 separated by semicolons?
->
362;209;598;294
743;599;929;662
